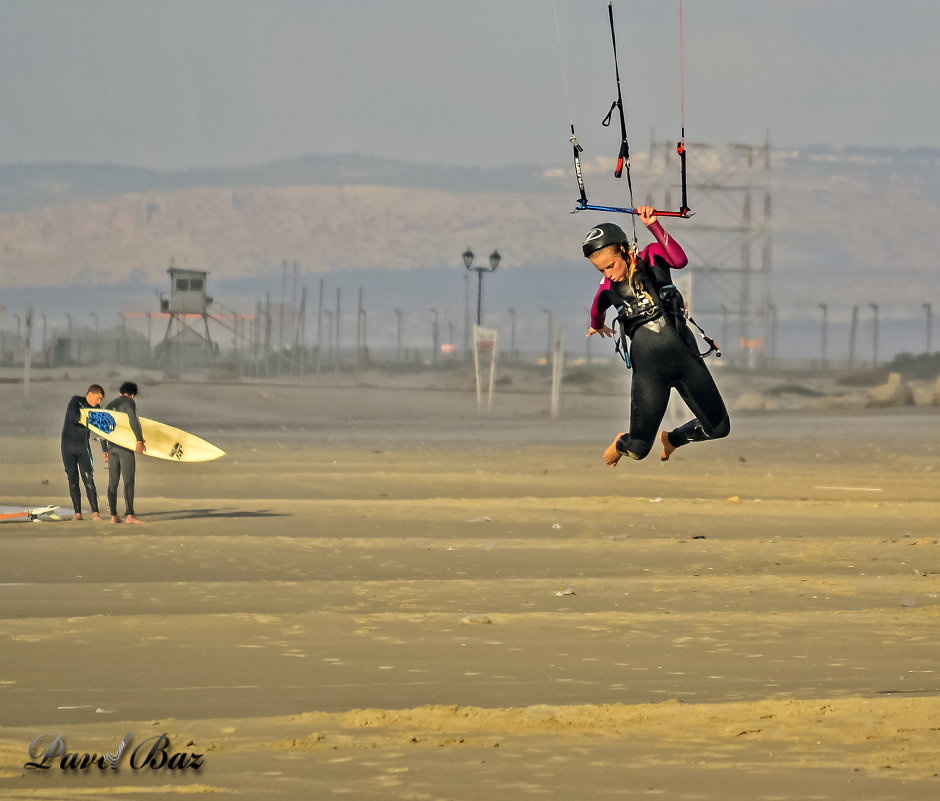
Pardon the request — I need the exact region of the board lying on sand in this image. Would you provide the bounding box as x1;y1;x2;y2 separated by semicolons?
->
0;505;60;522
80;408;225;463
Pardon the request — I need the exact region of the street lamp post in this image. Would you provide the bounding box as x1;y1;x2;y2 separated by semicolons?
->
768;303;777;367
869;303;879;366
508;307;517;362
818;303;828;369
430;307;439;363
62;312;73;366
848;305;859;370
924;302;933;354
463;247;501;326
463;274;470;358
323;310;333;360
395;309;403;362
541;308;553;365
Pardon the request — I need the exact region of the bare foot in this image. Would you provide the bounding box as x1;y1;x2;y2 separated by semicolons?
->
92;512;102;521
659;430;677;462
124;515;146;524
110;515;122;524
603;433;627;468
72;513;83;521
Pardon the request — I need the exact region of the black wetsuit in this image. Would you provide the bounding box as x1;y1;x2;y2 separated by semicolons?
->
102;395;144;517
618;311;730;459
590;226;730;460
61;395;100;514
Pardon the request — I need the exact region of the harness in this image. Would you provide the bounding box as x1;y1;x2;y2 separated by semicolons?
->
607;261;720;369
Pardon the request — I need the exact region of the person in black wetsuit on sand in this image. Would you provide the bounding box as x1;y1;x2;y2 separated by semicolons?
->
583;206;730;466
61;384;105;520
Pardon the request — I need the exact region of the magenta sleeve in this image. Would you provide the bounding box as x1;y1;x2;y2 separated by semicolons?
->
589;278;611;330
645;220;688;269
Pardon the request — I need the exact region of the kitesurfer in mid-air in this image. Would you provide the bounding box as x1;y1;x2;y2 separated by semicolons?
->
583;206;730;466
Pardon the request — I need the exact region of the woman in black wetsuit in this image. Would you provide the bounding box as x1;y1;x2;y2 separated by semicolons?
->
583;206;730;466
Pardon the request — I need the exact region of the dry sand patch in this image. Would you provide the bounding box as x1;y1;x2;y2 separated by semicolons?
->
0;377;938;798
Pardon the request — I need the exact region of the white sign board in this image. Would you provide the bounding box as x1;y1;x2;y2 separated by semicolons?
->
472;325;499;412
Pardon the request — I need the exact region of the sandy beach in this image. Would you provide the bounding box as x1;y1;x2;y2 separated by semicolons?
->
0;366;938;799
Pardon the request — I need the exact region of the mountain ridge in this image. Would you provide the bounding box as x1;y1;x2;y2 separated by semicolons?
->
0;145;937;321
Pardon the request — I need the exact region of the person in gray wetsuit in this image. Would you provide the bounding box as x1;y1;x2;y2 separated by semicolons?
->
102;381;147;524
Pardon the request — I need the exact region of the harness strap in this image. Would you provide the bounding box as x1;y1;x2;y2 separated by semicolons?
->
611;313;632;369
655;281;720;359
686;315;721;358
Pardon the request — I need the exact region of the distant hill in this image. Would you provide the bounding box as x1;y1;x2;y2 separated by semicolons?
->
0;145;938;324
0;154;557;213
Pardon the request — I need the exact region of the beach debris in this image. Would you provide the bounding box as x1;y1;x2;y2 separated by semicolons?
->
552;523;561;529
727;496;741;503
466;516;491;523
460;615;492;625
649;497;662;503
554;587;576;596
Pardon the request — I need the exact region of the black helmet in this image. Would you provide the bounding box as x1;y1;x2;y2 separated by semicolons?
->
582;222;628;257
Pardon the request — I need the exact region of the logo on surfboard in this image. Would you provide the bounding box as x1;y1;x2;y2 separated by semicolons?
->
86;411;117;434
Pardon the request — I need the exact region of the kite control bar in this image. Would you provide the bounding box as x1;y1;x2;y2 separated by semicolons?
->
573;199;692;219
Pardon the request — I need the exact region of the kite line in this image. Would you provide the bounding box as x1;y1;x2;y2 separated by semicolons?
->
559;1;691;226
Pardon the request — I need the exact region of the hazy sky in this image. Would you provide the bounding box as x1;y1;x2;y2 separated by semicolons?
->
0;0;936;171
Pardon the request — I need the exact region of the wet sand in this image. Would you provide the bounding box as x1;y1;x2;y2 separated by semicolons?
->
0;371;938;799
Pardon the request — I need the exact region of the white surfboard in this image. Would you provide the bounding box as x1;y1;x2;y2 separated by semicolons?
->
80;407;225;463
0;504;59;522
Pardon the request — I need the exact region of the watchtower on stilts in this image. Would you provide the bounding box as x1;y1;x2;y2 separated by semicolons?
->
158;267;217;364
